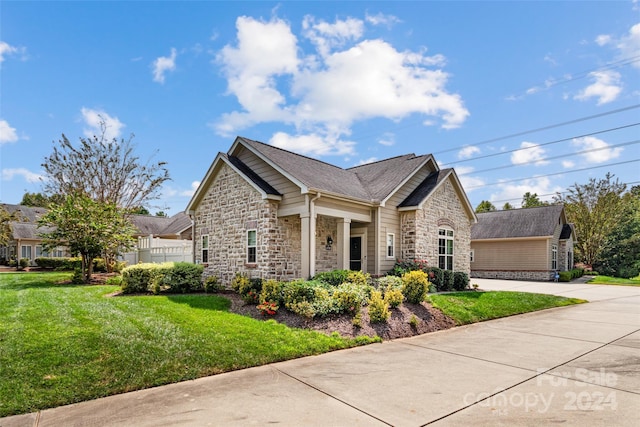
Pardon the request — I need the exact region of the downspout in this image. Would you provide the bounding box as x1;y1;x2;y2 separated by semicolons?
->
309;193;321;277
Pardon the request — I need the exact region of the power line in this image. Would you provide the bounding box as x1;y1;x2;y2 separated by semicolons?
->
465;159;640;189
442;122;640;166
457;139;640;176
488;181;640;204
433;103;640;155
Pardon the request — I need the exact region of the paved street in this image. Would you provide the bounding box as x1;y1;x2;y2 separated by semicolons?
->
2;279;639;426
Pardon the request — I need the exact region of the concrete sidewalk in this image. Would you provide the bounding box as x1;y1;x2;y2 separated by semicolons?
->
2;280;639;426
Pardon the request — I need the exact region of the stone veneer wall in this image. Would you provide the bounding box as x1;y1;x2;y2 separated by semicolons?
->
471;270;556;281
400;179;472;275
315;215;338;274
194;163;302;285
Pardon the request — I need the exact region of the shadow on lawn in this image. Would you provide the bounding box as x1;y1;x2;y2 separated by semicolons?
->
165;294;231;311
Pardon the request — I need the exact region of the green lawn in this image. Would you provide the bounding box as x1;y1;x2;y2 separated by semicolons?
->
587;275;640;286
427;291;586;325
0;272;377;417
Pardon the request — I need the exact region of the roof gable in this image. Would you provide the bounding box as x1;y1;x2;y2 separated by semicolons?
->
472;205;565;240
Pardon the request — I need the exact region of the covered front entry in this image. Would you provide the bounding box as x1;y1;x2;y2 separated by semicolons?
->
350;236;362;271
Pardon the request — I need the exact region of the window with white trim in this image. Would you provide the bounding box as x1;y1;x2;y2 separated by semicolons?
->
386;233;395;259
551;244;557;270
247;230;257;264
21;245;32;260
438;228;454;270
201;235;209;263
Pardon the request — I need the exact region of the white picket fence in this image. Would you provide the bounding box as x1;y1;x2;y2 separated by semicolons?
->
121;236;192;265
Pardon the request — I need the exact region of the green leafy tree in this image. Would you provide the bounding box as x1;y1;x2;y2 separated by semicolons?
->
129;206;150;215
20;192;64;207
38;193;136;282
594;185;640;278
555;173;627;267
475;200;496;213
0;205;19;247
155;211;167;217
522;192;549;208
502;202;514;210
42;120;170;211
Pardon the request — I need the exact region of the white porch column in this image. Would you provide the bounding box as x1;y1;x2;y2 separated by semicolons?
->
309;213;317;278
337;218;351;270
301;213;311;278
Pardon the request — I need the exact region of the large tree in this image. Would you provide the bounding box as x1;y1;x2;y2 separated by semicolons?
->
42;121;170;211
20;192;64;207
475;200;496;213
556;173;627;267
38;193;136;282
0;205;19;247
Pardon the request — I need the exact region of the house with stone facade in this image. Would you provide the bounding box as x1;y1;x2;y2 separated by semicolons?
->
470;205;576;281
186;137;477;284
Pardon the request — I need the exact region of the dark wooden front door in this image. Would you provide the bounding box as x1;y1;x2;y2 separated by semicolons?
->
350;236;362;271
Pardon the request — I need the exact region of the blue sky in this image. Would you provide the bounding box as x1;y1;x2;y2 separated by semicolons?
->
1;1;639;215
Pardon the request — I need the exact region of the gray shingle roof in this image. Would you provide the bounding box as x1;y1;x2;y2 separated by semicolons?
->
226;154;281;196
2;204;48;223
237;137;433;202
471;205;565;239
398;169;452;208
129;213;192;237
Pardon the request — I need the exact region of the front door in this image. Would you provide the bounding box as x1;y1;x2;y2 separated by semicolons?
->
350;236;362;271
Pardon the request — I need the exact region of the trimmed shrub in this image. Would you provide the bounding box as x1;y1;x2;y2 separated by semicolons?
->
18;258;29;269
558;271;572;282
105;275;123;287
203;276;223;293
332;282;371;315
453;272;469;291
313;269;350;286
164;262;204;293
619;266;639;279
312;287;340;317
402;270;429;303
384;288;404;308
282;279;325;311
426;267;444;291
388;259;429;277
442;270;454;291
376;275;403;295
260;279;284;305
368;290;390;323
346;270;371;287
120;262;204;294
231;274;262;303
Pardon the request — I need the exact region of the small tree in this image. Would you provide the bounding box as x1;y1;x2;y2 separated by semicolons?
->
42;120;170;211
475;200;496;213
502;202;514;210
522;192;549;208
38;193;136;282
0;205;19;247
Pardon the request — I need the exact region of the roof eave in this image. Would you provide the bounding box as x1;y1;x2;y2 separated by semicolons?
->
380;155;438;207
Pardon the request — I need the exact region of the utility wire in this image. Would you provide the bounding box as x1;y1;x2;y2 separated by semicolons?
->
488;180;640;204
433;103;640;155
442;122;640;166
465;159;640;189
457;139;640;176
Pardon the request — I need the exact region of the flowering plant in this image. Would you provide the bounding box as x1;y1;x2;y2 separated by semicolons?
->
257;301;279;316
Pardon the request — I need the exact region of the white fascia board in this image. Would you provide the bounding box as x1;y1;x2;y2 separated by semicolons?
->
380;155;437;207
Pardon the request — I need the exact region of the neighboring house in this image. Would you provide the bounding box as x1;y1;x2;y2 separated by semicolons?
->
0;204;192;266
470;205;576;281
0;204;69;265
123;213;193;264
186;136;477;284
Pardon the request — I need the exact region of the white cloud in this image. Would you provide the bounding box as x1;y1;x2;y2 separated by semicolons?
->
562;160;575;169
357;157;378;166
510;142;548;166
490;177;561;208
365;12;401;27
378;133;395;146
0;119;18;144
0;41;26;65
574;70;622;105
455;165;485;192
181;181;200;197
2;168;43;183
213;14;469;157
596;23;640;68
269;131;356;156
457;145;480;159
152;48;177;84
81;107;125;140
571;136;622;163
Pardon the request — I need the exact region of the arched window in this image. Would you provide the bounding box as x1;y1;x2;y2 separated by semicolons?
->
438;227;454;270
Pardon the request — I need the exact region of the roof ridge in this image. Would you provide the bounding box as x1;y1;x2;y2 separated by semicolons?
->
238;136;350;172
347;153;421;170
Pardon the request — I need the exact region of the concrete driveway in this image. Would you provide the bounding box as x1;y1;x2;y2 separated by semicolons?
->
2;279;639;426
